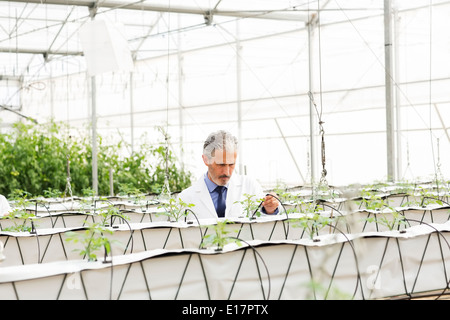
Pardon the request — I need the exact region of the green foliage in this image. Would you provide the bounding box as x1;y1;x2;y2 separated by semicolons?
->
357;187;408;231
65;205;127;261
291;214;333;240
365;210;407;231
357;188;392;211
201;220;241;251
234;193;264;218
0;121;192;198
65;223;116;262
157;197;195;222
1;189;36;232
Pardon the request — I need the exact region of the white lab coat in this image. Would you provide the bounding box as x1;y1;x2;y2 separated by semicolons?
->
178;174;266;220
0;195;11;217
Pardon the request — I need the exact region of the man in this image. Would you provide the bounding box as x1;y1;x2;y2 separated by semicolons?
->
178;130;278;220
0;195;11;217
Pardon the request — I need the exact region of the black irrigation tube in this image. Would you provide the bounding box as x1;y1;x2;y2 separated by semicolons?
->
7;196;450;300
247;194;290;239
156;207;204;249
278;223;363;300
420;196;450;208
174;253;206;300
365;217;450;300
361;204;413;233
393;218;450;300
131;214;450;300
227;237;272;300
107;213;135;255
184;208;205;249
121;208;207;299
284;202;349;240
195;230;271;300
313;201;349;234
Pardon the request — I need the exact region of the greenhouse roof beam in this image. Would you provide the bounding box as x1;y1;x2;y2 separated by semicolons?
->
0;47;82;57
6;0;311;22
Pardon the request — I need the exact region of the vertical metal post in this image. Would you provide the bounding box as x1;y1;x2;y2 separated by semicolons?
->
91;75;98;195
394;6;402;181
307;15;317;186
236;19;243;174
384;0;395;182
50;69;54;119
178;14;185;169
130;72;135;155
89;5;99;195
109;167;114;196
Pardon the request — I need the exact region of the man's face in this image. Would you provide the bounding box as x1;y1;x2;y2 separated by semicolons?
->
203;149;237;186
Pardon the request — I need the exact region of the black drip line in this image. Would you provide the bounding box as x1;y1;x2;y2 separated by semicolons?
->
3;199;450;299
4;220;450;300
365;218;450;300
278;223;363;300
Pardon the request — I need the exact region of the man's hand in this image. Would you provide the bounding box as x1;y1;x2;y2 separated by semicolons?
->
262;193;279;214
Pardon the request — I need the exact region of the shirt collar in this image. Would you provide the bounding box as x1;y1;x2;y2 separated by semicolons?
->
204;172;229;193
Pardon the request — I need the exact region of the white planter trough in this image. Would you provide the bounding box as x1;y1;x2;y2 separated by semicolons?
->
1;221;449;300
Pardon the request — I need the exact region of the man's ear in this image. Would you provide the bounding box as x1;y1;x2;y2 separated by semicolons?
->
202;154;211;166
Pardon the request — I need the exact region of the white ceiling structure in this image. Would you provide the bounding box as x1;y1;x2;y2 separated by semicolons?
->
0;0;449;190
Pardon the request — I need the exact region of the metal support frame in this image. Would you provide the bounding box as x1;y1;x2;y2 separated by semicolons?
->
6;0;310;22
384;0;396;182
307;14;318;186
236;19;243;175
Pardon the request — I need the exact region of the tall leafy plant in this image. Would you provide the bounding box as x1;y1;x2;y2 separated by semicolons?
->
0;121;192;198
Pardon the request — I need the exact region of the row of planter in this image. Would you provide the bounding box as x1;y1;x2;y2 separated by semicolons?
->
1;182;450;300
1;221;450;299
1;204;450;267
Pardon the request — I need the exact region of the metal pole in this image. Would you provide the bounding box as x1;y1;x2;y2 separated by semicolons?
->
178;14;184;169
394;6;402;181
91;75;98;195
130;72;135;155
109;167;114;196
307;15;317;186
89;6;98;195
236;19;243;174
384;0;395;182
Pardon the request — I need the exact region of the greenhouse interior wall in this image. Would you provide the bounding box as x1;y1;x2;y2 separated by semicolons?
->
0;0;448;191
0;0;450;303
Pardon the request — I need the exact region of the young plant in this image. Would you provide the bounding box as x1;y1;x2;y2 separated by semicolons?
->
291;213;333;240
119;184;145;204
78;187;96;211
65;222;117;262
65;204;127;262
365;208;407;231
291;198;318;215
235;193;265;218
98;204;130;227
42;187;63;199
2;189;36;233
272;184;293;203
158;197;195;222
200;220;241;251
1;209;36;233
357;188;392;211
358;187;408;231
